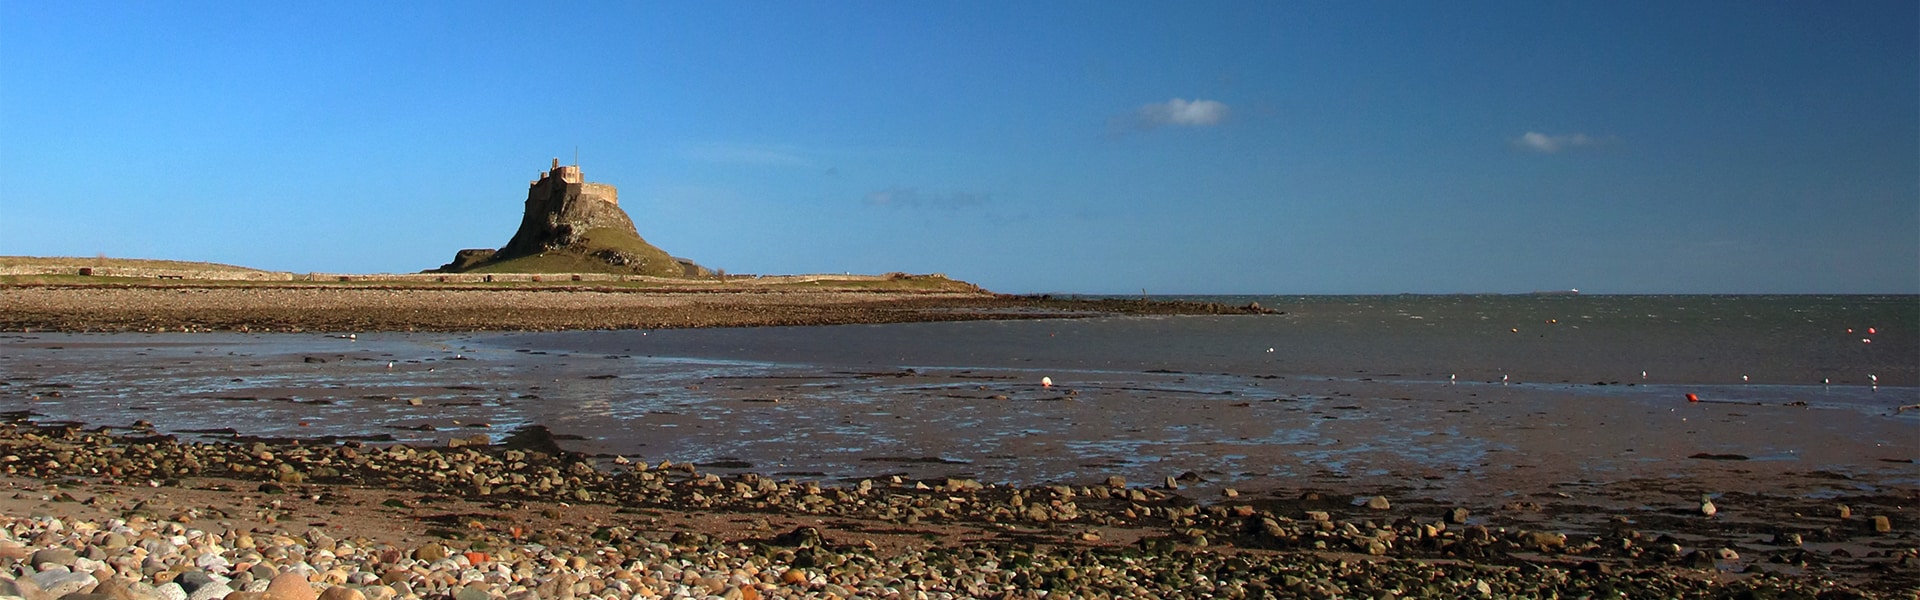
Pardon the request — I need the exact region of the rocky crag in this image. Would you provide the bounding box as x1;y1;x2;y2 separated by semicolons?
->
435;159;706;277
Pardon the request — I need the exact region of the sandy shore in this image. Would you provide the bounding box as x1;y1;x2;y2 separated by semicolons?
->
0;286;1264;333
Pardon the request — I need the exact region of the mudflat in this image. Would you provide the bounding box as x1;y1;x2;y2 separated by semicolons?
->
0;295;1914;597
0;284;1254;332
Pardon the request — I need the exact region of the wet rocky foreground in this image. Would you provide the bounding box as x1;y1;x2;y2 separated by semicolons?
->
0;415;1914;599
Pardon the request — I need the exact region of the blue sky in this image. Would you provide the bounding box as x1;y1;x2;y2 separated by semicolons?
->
2;1;1914;294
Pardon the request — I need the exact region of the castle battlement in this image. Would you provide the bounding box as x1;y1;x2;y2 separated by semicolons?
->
530;158;614;205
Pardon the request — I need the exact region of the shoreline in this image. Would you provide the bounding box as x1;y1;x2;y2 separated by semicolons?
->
0;285;1268;333
0;417;1912;598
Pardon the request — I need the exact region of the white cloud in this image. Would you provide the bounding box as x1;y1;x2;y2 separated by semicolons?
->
685;143;813;168
1514;131;1600;153
1124;98;1231;130
865;186;988;210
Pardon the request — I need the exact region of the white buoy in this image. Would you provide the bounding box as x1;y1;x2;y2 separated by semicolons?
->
386;361;395;369
1642;371;1648;379
1502;374;1510;385
1041;376;1054;388
1449;374;1457;384
1742;375;1749;383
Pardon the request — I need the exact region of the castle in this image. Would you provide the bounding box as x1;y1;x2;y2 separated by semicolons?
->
431;158;701;277
533;158;618;207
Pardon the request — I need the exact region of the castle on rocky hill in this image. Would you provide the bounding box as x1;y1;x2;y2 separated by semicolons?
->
431;158;703;277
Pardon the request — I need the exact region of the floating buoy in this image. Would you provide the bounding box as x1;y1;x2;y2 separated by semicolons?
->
1686;393;1699;403
1510;328;1520;333
1868;327;1877;334
1742;375;1749;383
1041;376;1054;388
1863;338;1872;344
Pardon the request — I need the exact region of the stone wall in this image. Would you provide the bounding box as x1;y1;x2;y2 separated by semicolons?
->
581;182;618;206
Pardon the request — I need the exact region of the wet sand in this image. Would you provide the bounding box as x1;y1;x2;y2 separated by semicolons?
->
2;329;1916;594
0;285;1257;332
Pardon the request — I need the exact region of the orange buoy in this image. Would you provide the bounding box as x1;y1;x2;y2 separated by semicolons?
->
1685;393;1699;403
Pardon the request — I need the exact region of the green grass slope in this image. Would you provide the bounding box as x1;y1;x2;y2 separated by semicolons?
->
463;228;693;277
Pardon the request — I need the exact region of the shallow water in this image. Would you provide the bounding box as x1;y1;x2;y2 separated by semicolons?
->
3;296;1913;498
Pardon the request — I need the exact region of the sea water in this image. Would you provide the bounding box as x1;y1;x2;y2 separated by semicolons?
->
3;295;1913;491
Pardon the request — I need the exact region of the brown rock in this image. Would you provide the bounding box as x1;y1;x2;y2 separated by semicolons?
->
412;543;447;562
317;587;366;600
780;569;807;585
265;572;316;600
362;586;398;600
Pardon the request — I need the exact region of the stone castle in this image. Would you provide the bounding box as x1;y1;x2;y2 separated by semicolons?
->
534;158;617;205
433;159;702;277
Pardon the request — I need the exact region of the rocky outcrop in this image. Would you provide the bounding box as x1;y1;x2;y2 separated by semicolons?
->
495;162;632;261
435;159;703;277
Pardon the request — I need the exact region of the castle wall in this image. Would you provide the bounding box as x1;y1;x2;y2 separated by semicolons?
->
581;183;618;206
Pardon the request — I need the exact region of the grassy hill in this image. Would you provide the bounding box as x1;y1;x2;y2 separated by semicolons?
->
1;256;274;273
460;227;696;277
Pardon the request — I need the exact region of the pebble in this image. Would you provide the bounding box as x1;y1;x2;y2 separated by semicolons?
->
266;572;317;600
29;570;97;597
185;582;233;600
0;418;1887;600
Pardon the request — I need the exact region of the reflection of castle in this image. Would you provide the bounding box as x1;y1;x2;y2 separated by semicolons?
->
534;158;618;206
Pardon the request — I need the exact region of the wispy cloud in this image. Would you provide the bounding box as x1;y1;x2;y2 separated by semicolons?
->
685;142;814;168
864;186;988;210
1114;98;1231;132
1513;131;1606;153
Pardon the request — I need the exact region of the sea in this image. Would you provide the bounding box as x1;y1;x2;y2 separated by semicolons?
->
3;294;1914;491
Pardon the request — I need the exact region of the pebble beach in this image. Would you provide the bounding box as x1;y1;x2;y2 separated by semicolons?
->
0;416;1913;599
